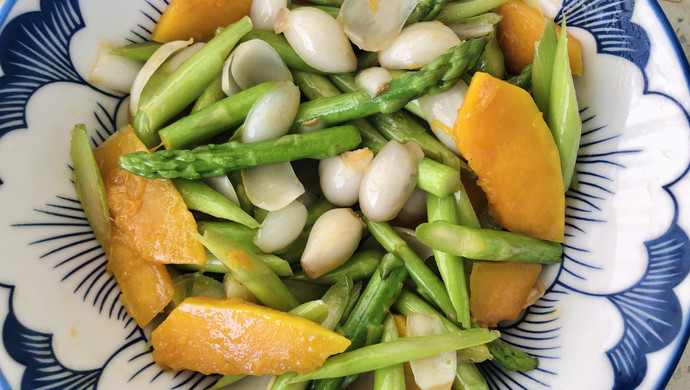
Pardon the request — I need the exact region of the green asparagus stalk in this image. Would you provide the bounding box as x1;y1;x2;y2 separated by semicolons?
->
172;179;260;228
507;64;532;89
547;21;582;189
427;193;471;329
239;30;323;74
406;0;448;25
532;19;558;115
191;72;226;113
119;125;362;179
437;0;510;24
290;249;384;285
197;220;258;249
293;71;463;197
416;221;563;263
373;314;406;390
454;362;489;390
469;32;505;80
170;271;225;307
290;329;499;383
365;218;457;321
453;182;481;229
174;251;293;277
193;230;299;311
133;16;252;148
292;37;487;129
159;81;278;149
110;41;162;61
340;281;363;326
393;290;538;371
70;124;110;249
228;170;254;215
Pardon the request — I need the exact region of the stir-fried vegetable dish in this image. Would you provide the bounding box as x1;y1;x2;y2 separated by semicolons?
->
72;0;584;388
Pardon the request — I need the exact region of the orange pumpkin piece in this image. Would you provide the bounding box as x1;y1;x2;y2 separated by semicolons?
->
151;0;253;43
107;233;174;327
151;297;351;375
94;125;205;265
453;72;565;242
495;0;583;76
469;261;542;328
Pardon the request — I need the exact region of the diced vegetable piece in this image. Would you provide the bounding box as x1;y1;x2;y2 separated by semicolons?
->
150;297;351;375
93;126;206;264
469;261;542;327
453;72;565;242
70;124;110;248
495;0;583;76
107;234;174;327
151;0;253;43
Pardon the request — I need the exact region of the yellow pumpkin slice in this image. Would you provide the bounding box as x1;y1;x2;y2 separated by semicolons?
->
94;125;205;264
453;72;565;242
151;297;351;375
107;233;174;327
151;0;253;43
469;261;542;328
495;0;583;76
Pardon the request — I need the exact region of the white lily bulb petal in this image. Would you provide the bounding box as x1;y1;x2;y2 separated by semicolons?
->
319;148;374;206
127;39;193;116
337;0;419;51
203;175;240;205
88;42;143;95
231;39;293;90
417;79;468;154
221;52;242;96
275;7;357;73
378;22;462;70
359;140;423;222
355;67;393;98
300;208;364;279
407;313;456;390
166;42;205;72
242;81;300;143
449;20;496;40
242;162;305;211
254;200;308;253
251;0;288;30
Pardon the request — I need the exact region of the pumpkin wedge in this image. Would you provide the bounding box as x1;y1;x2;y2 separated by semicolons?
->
151;0;253;43
453;72;565;242
495;0;583;76
94;125;205;265
151;297;351;376
107;233;174;327
469;261;542;328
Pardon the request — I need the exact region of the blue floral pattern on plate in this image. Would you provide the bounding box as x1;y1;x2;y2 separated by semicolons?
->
0;0;689;389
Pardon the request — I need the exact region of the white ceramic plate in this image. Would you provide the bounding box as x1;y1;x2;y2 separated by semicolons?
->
0;0;689;389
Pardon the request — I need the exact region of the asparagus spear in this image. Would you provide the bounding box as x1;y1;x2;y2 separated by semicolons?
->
507;64;533;89
293;71;463;197
289;329;499;382
133;16;252;148
193;230;299;311
119;125;362;179
110;41;162;61
365;217;457;321
393;290;539;372
175;251;293;277
192;72;226;113
373;314;406;390
454;362;489;390
406;0;449;25
173;179;260;228
292;37;487;128
437;0;511;24
159;81;278;150
532;20;558;115
548;21;582;189
427;193;471;329
416;221;563;263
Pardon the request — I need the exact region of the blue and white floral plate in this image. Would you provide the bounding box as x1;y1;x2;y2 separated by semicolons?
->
1;0;689;389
